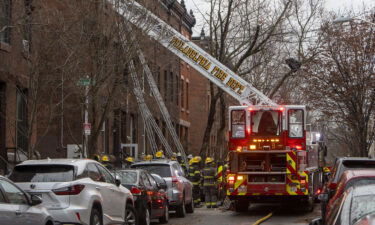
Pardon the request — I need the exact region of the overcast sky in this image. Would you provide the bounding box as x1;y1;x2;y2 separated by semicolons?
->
185;0;375;35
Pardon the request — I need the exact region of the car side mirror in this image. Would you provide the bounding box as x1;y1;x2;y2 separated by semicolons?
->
115;179;121;187
318;193;329;202
309;218;323;225
30;195;43;206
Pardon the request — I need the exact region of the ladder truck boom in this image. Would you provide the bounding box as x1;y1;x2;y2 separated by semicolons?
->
119;0;276;106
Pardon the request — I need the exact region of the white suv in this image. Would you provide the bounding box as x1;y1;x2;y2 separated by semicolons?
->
9;159;136;225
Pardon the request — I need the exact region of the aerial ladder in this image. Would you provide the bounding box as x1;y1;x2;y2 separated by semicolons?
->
117;0;323;210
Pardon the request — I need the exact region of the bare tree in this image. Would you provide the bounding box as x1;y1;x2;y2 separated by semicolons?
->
199;0;324;157
302;11;375;157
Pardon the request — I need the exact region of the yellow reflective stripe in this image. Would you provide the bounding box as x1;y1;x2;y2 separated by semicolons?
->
286;153;296;172
204;176;214;178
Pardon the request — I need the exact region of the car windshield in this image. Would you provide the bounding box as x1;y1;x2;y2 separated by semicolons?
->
9;165;75;182
131;164;172;177
351;195;375;224
251;110;281;136
116;171;138;184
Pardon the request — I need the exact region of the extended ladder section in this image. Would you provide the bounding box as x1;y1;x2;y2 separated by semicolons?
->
128;60;175;157
126;22;188;164
118;0;276;106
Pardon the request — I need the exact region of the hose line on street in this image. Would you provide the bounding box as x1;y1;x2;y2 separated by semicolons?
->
252;212;273;225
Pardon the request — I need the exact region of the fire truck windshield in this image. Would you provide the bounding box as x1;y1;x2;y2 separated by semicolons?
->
251;110;281;136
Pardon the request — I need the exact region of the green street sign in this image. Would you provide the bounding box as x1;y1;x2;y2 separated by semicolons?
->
77;78;95;86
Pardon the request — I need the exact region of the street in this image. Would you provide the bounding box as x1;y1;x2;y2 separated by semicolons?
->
162;204;320;225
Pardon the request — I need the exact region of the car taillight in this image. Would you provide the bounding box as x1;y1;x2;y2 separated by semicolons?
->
53;185;85;195
172;176;178;187
131;187;142;195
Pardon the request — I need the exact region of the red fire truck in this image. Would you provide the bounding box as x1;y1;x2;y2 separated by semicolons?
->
121;0;325;212
227;105;323;211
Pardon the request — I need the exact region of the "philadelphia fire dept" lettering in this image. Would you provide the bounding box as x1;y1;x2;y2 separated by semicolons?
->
169;37;245;95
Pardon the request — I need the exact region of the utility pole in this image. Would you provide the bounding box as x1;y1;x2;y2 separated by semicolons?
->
78;76;92;158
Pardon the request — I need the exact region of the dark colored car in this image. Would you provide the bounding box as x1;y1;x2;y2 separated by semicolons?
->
320;157;375;219
311;184;375;225
114;169;169;225
131;160;194;217
322;170;375;223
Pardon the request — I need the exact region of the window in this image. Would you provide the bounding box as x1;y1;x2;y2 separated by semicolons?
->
176;74;179;105
0;0;12;44
146;174;158;189
288;109;304;138
231;110;246;138
170;72;174;102
96;164;115;184
0;189;6;203
117;171;137;184
87;163;102;182
186;82;189;110
9;165;74;182
0;180;28;205
164;70;168;101
251;110;282;136
16;89;28;152
140;172;152;189
181;79;184;108
131;164;172;178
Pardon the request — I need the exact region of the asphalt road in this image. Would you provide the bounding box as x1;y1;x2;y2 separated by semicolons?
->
154;203;320;225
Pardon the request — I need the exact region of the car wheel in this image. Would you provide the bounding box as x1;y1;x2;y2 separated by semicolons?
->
159;203;169;224
185;198;194;214
139;206;150;225
176;197;186;218
90;207;103;225
125;204;137;225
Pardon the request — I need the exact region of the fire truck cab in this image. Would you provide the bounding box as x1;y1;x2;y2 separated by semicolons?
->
227;105;320;211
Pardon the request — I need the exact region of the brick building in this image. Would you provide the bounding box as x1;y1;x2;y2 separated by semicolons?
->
0;0;32;173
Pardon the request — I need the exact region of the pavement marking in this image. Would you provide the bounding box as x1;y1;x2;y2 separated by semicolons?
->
252;212;273;225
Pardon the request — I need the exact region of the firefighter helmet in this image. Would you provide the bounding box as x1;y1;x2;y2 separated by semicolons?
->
187;154;193;160
101;155;110;162
171;153;177;161
191;156;201;163
155;150;164;159
205;157;214;164
144;154;153;161
125;157;134;163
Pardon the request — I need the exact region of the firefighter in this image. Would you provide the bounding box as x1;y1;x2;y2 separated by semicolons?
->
171;153;177;161
155;150;165;159
189;156;202;207
143;154;153;161
179;153;189;174
203;157;218;208
124;156;134;168
217;161;227;205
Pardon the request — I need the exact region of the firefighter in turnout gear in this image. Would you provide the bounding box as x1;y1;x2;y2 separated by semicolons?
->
203;157;218;208
189;156;202;206
217;162;228;204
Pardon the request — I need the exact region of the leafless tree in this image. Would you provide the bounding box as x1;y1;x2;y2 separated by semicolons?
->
302;11;375;157
199;0;324;158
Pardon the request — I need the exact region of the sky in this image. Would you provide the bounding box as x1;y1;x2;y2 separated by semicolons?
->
185;0;375;35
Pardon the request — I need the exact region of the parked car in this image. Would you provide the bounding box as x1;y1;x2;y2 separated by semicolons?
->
113;169;169;225
311;184;375;225
131;160;194;217
321;170;375;223
320;157;375;219
0;175;54;225
8;159;136;225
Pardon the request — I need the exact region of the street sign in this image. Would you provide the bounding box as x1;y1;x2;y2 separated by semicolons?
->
77;78;95;86
83;123;91;135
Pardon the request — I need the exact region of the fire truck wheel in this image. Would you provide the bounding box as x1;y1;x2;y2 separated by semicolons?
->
234;200;249;212
303;196;315;212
